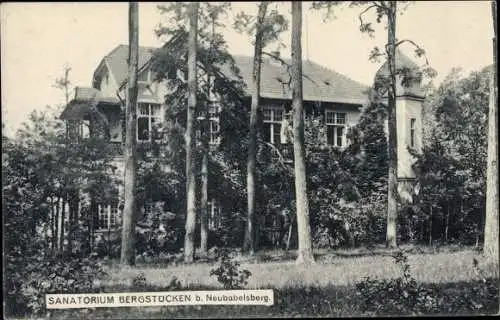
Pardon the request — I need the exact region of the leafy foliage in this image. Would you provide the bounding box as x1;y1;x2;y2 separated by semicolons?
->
210;248;252;289
356;251;441;315
3;108;113;317
410;67;491;245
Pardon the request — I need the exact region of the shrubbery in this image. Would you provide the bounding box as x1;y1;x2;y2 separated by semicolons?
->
5;248;107;317
355;251;499;316
210;248;252;289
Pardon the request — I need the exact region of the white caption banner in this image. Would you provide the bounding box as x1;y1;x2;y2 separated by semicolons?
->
46;289;274;309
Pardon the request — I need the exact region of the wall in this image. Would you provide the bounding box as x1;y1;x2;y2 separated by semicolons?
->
98;65;119;99
396;96;423;179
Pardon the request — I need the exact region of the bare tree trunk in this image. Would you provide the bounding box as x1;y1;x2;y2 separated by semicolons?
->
444;203;450;243
386;1;398;249
286;221;293;251
428;206;433;246
50;197;56;252
484;0;499;262
244;2;268;254
292;1;314;265
59;198;66;252
54;197;60;253
200;112;209;256
184;2;199;263
120;2;139;266
89;199;96;255
67;190;79;255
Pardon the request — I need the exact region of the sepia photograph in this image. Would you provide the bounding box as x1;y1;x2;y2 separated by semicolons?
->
2;1;499;318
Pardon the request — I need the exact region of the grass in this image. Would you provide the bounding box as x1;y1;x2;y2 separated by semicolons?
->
47;247;498;319
101;247;498;289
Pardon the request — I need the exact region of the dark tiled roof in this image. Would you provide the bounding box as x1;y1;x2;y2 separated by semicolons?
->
101;45;370;105
227;55;369;104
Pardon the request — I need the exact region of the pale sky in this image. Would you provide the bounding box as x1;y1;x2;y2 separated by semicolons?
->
1;1;494;137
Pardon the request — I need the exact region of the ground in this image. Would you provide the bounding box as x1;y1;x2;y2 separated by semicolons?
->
50;245;499;318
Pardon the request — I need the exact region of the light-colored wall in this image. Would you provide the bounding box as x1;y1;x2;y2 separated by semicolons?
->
98;65;119;98
396;97;423;179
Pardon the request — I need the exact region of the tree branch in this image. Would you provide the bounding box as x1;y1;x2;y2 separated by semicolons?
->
394;39;430;65
259;139;292;172
358;4;377;26
261;51;318;85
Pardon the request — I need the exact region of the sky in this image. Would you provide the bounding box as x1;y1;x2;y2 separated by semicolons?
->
1;1;494;137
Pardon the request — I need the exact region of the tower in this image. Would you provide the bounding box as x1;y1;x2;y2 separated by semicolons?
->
374;49;425;203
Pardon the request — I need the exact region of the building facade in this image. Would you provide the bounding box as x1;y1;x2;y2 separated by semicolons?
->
59;43;424;246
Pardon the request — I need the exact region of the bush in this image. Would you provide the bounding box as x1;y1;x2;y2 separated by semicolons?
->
355;251;441;315
210;249;252;289
5;253;107;317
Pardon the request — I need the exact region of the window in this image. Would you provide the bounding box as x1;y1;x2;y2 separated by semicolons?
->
410;118;416;148
209;103;220;145
325;110;346;147
137;103;162;141
96;204;120;230
263;107;284;145
67;120;90;141
80;120;90;139
208;199;222;230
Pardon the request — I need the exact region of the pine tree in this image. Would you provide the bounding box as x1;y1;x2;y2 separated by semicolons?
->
291;1;314;265
120;1;139;266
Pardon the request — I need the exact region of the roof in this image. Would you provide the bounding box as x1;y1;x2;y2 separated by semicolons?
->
60;86;120;120
102;45;369;106
375;48;424;98
225;55;369;104
93;44;157;87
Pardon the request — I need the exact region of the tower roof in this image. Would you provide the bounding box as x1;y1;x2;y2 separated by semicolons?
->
374;48;424;98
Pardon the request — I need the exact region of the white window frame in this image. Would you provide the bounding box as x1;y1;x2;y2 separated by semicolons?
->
137;103;162;142
325;110;347;147
208;199;222;230
96;203;120;231
263;106;284;145
209;103;220;145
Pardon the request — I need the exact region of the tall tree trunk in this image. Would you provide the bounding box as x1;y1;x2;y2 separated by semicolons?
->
444;203;450;243
120;1;139;266
428;206;433;246
89;198;97;255
286;222;293;251
244;2;268;254
67;189;78;255
59;198;66;252
292;1;314;265
54;197;60;253
484;0;498;262
386;1;398;248
50;197;56;252
184;2;199;263
200;105;209;256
